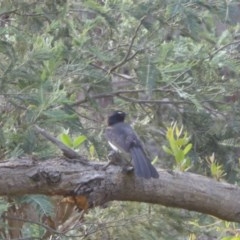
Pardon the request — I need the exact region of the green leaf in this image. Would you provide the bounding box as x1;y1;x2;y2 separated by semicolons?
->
163;62;189;74
162;145;174;156
175;150;184;163
183;143;192;155
89;144;95;158
166;127;174;141
43;110;77;122
169;138;178;155
175;138;189;147
181;157;191;171
59;133;72;147
136;58;161;95
151;156;159;164
73;135;87;148
221;237;240;240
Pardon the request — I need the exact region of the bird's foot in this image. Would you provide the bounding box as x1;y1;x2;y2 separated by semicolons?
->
102;151;124;170
103;151;132;172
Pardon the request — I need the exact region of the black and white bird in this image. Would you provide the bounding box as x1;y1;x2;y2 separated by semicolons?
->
105;111;159;179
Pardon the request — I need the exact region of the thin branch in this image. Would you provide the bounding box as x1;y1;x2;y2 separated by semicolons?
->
33;125;88;162
71;88;224;107
109;16;146;73
2;215;61;236
0;9;18;17
210;39;240;58
90;63;136;80
14;238;42;240
71;213;153;238
117;94;191;104
70;88;175;106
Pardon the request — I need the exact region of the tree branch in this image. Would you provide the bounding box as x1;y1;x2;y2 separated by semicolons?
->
0;157;240;223
109;16;145;73
71;88;189;106
33;125;86;161
71;88;224;107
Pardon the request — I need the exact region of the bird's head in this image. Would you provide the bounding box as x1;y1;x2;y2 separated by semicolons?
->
107;111;126;126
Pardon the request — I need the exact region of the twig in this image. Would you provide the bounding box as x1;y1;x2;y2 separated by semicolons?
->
210;39;240;58
34;125;87;162
0;9;18;17
2;215;61;236
90;63;136;80
70;88;173;106
109;16;146;73
71;88;225;107
117;94;191;104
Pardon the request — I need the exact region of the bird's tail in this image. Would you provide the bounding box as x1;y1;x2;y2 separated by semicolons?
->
130;147;159;179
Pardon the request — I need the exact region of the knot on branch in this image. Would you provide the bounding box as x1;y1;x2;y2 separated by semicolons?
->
28;169;62;185
43;170;61;184
73;175;105;209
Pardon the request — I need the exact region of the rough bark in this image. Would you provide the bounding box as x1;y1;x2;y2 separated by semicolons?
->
0;157;240;223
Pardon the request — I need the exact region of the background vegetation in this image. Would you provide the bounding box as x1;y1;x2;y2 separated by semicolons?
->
0;0;240;239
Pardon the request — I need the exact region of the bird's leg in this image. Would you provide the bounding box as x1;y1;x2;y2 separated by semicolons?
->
102;151;133;174
102;151;120;170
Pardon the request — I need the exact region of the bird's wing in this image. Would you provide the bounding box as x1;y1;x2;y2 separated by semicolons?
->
104;122;140;153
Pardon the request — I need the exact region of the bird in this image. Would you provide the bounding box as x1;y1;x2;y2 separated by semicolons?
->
104;110;159;179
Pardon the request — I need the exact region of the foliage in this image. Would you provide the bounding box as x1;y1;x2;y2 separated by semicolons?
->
205;153;226;181
163;122;192;171
58;131;87;149
0;0;240;239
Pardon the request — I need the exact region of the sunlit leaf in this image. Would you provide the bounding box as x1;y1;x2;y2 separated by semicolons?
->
89;144;95;159
162;145;174;155
183;143;192;155
59;133;72;148
73;135;87;148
